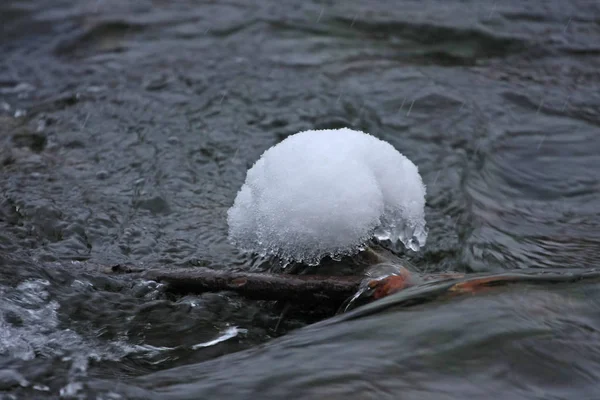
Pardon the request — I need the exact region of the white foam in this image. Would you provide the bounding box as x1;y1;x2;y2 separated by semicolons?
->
191;326;246;350
227;128;427;265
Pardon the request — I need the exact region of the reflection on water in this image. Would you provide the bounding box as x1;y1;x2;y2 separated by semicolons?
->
1;0;600;398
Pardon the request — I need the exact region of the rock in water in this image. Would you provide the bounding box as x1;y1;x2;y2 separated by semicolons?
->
227;128;427;265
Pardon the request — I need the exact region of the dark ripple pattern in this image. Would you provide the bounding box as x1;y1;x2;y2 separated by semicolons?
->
1;0;600;398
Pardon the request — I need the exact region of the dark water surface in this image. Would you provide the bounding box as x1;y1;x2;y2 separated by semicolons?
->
1;0;600;398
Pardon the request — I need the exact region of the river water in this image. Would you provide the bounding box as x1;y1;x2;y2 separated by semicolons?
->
1;0;600;399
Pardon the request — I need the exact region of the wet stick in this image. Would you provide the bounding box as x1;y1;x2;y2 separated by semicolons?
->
141;267;364;305
105;265;600;309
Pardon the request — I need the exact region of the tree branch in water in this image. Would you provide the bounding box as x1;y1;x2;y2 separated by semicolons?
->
110;265;366;305
107;264;600;309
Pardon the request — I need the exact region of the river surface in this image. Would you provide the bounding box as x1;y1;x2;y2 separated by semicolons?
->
1;0;600;399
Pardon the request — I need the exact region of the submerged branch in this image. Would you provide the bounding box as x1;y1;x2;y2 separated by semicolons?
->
106;264;600;309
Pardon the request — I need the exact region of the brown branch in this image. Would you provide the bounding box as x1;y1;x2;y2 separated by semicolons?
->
140;267;365;305
105;264;600;314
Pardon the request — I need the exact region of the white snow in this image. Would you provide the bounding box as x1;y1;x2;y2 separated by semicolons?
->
227;128;427;265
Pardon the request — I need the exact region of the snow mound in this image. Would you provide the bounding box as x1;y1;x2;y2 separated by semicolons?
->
227;128;427;265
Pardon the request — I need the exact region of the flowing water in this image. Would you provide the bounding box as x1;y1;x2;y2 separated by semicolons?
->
1;0;600;398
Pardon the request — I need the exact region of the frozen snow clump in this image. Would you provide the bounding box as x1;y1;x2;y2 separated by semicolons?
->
227;128;427;265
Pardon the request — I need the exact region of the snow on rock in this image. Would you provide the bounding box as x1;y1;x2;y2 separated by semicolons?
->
227;128;427;265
